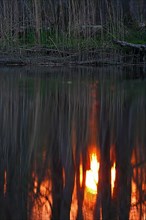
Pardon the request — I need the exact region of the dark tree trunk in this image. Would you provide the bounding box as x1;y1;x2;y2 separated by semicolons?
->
115;103;132;220
76;151;86;220
94;93;112;220
60;158;75;220
51;156;63;220
121;0;134;26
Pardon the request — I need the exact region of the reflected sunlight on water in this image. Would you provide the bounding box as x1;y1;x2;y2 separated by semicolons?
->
85;153;99;195
111;162;116;197
30;145;146;219
31;174;52;220
0;66;146;220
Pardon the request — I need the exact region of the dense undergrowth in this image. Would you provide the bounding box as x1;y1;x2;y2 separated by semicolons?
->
0;25;146;53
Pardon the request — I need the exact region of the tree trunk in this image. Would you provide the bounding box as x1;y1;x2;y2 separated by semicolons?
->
34;0;41;44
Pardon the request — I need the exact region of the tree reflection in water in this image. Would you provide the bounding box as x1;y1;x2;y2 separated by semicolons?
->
0;67;146;220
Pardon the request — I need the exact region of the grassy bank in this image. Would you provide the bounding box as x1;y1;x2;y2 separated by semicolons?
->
1;25;146;52
0;25;145;67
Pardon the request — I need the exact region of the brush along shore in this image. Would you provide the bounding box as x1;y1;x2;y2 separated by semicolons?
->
0;41;146;67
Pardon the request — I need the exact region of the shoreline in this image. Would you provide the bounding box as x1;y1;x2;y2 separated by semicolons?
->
0;45;145;67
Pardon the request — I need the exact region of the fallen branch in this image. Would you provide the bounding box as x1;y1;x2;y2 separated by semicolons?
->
25;48;73;56
0;58;27;66
113;39;146;51
75;59;121;65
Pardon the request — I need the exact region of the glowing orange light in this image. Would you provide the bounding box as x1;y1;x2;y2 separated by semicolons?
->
80;164;83;187
32;175;52;220
85;153;99;194
33;177;38;194
111;162;116;196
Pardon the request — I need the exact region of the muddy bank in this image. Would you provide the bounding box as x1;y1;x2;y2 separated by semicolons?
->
0;46;145;67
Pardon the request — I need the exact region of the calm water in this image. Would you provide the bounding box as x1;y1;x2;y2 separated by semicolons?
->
0;66;146;220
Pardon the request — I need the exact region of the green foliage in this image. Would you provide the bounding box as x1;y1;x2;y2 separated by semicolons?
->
125;28;146;44
19;29;36;45
0;25;146;51
18;29;104;50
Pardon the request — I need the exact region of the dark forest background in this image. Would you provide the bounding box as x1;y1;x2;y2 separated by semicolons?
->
0;0;146;48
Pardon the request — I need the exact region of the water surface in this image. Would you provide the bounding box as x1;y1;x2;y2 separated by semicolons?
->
0;66;146;220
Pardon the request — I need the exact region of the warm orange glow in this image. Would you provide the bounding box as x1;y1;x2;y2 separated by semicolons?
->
85;153;99;194
80;164;83;187
111;162;116;196
32;174;52;220
33;176;38;194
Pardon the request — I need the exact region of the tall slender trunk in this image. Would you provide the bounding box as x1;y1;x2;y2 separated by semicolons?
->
34;0;41;44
